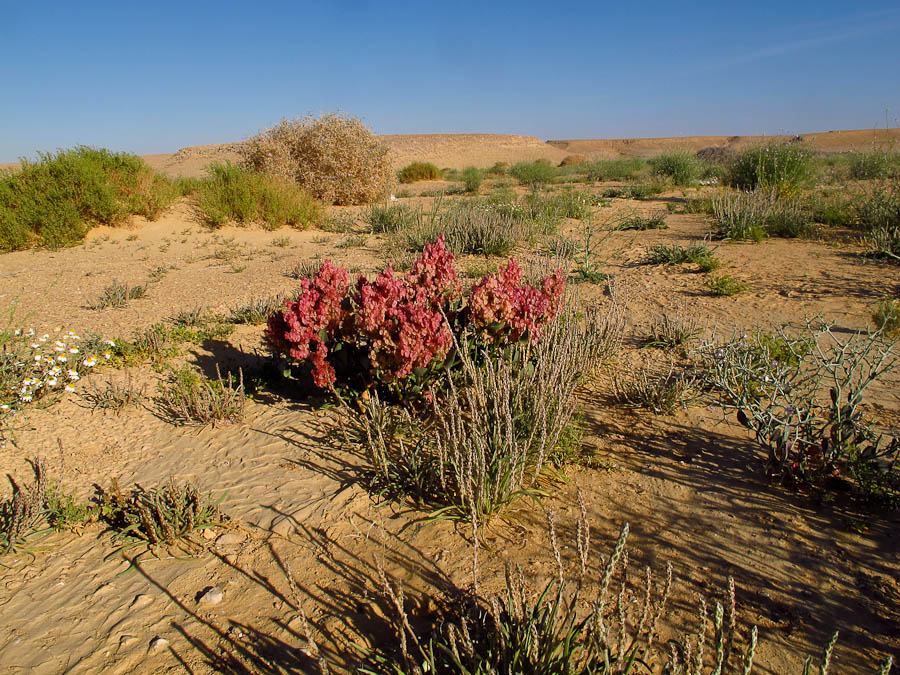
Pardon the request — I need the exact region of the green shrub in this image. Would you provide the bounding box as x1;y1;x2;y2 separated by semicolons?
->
156;366;246;427
873;298;900;336
194;162;322;229
850;151;900;180
650;151;700;185
625;181;666;200
0;146;178;251
706;272;748;296
712;190;814;240
368;203;417;233
509;160;557;190
397;161;442;183
240;112;392;205
617;212;667;230
461;166;483;193
728;143;813;192
646;242;719;270
88;280;148;309
683;195;714;214
584;157;647;182
98;478;230;559
806;190;856;227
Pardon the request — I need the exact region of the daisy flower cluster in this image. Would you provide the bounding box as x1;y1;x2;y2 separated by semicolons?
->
1;328;115;420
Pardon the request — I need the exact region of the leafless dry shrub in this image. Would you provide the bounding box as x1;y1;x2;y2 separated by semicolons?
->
240;113;393;206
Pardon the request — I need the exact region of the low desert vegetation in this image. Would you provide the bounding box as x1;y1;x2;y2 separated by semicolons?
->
873;297;900;336
646;242;721;271
240;112;393;205
615;361;697;414
728;142;813;194
509;159;557;191
194;162;323;229
156;365;246;427
0;146;178;251
712;189;814;241
617;212;668;230
397;161;442;183
706;272;748;296
88;280;148;310
650;150;701;185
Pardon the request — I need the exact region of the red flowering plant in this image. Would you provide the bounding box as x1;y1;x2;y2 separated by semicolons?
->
266;234;565;401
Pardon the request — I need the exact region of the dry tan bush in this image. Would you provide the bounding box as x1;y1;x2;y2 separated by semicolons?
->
559;154;587;167
240;113;393;206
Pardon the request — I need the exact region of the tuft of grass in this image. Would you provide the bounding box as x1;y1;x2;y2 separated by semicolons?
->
337;234;367;249
287;260;321;280
0;146;178;251
873;297;900;336
461;166;483;194
88;280;147;309
81;372;144;413
270;235;291;247
644;241;721;271
156;366;246;427
509;160;557;191
728;142;813;193
368;204;417;234
585;157;647;182
850;151;900;180
706;272;748;296
194;162;323;230
625;181;666;200
397;161;442;183
229;295;288;325
650;151;700;185
712;189;814;241
645;311;702;350
98;478;230;559
617;212;667;230
1;457;50;558
615;362;697;414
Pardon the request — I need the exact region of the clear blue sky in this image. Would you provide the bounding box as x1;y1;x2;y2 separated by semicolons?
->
2;1;899;161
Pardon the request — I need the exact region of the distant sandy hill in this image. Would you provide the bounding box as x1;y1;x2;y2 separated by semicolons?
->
5;128;898;178
549;128;900;159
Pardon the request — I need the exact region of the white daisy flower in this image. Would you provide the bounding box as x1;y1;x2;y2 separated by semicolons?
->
103;352;112;360
105;339;116;347
68;370;80;381
83;357;97;367
21;395;33;402
64;385;75;393
69;347;80;354
57;355;67;362
47;378;58;387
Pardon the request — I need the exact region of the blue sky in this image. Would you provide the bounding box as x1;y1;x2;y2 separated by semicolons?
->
1;1;899;161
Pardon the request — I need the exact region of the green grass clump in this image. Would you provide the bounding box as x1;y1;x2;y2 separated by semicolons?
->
728;142;813;192
88;280;147;310
618;212;667;230
397;161;442;183
646;242;721;271
713;190;814;240
509;160;557;190
194;162;322;230
850;151;900;180
461;166;483;193
585;157;647;182
625;181;667;200
706;272;748;296
156;366;246;427
872;298;900;336
368;204;417;233
0;146;178;251
650;151;700;185
98;478;230;559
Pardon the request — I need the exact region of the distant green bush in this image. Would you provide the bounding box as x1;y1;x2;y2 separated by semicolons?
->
650;151;700;185
728;143;813;193
0;146;178;251
461;166;483;193
584;157;647;182
194;162;322;230
509;160;557;190
397;161;442;183
850;151;900;180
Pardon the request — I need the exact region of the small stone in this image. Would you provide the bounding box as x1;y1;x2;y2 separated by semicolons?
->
130;594;153;610
148;637;169;653
202;528;218;541
118;634;139;649
216;532;243;547
198;586;224;606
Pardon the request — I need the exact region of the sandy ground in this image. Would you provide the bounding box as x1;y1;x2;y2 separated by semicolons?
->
1;167;899;672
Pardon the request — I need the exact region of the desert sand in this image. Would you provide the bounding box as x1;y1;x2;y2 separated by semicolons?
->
0;134;898;674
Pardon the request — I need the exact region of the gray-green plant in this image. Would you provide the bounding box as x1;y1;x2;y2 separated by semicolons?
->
700;322;899;503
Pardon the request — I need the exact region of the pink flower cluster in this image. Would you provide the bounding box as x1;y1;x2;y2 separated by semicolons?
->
469;259;565;343
267;235;566;390
267;260;350;387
